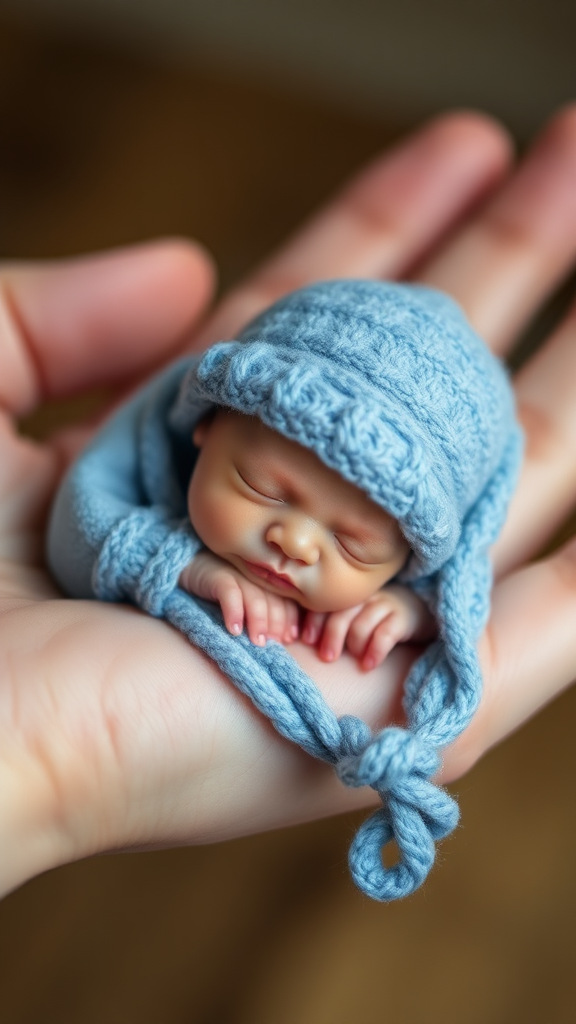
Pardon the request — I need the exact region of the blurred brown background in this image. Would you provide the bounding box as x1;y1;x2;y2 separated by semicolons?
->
1;6;576;1024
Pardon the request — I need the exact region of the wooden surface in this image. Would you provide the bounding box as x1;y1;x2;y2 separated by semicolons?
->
1;14;576;1024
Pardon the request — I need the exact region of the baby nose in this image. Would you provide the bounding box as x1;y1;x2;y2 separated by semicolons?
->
265;518;320;564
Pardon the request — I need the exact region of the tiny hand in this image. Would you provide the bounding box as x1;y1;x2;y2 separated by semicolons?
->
179;551;300;646
302;586;434;671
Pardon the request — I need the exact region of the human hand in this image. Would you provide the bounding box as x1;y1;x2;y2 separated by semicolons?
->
179;550;300;645
3;106;576;896
301;585;434;671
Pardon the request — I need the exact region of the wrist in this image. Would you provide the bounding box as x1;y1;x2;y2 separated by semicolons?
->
179;549;223;598
178;557;199;595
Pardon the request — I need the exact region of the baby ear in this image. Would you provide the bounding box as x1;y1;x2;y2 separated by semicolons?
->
192;409;217;447
192;420;209;448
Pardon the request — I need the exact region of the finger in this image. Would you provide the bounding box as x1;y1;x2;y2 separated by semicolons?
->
301;611;328;646
283;600;300;643
268;597;299;644
444;536;576;784
492;298;576;577
265;595;284;641
361;619;402;671
419;105;576;354
345;601;399;658
238;581;269;646
213;577;245;637
318;606;363;662
0;417;59;561
0;240;215;417
266;594;296;644
196;113;512;346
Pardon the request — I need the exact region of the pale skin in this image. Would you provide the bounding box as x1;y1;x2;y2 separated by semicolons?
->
3;107;576;897
178;409;433;669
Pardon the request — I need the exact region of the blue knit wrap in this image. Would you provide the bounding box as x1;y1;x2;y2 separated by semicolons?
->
47;280;522;900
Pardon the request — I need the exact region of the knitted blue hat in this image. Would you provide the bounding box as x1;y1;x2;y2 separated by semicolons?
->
172;279;520;581
169;279;523;898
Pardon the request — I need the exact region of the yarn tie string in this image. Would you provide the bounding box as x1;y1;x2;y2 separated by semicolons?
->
336;717;459;900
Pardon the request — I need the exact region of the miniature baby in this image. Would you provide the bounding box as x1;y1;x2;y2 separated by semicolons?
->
178;407;433;670
47;278;523;901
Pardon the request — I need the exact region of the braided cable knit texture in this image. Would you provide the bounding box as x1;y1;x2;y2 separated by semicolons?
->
48;280;523;901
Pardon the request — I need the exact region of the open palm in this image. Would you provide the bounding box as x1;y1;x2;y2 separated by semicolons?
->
2;109;576;896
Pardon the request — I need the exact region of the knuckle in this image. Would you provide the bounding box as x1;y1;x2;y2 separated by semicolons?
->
379;614;397;635
253;596;268;619
216;572;237;594
481;205;535;258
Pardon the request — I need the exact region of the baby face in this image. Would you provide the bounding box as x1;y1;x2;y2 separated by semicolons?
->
187;410;409;613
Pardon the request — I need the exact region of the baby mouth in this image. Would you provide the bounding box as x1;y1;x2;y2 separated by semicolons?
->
242;560;300;593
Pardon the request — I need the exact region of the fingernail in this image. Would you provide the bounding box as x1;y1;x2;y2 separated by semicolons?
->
362;657;375;671
231;622;241;635
291;625;299;639
257;633;266;646
323;649;334;661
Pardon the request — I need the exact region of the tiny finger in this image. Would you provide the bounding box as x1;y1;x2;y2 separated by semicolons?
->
361;618;400;671
266;594;289;642
301;611;327;646
283;600;300;643
215;577;245;636
345;602;396;658
319;606;363;662
240;582;269;646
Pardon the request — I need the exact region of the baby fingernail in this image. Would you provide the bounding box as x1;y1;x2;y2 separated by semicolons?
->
257;633;266;646
363;657;375;671
231;622;241;635
291;625;299;638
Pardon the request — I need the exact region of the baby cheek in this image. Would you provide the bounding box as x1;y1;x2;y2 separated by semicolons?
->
187;477;227;549
187;479;256;554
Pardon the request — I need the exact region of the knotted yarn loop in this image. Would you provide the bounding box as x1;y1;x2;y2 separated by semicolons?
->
338;721;458;901
336;724;439;794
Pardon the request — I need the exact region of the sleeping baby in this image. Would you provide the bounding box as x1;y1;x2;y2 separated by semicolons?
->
178;406;433;670
47;278;522;900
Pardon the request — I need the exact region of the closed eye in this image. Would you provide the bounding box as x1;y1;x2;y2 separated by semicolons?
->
236;469;284;503
335;535;379;566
